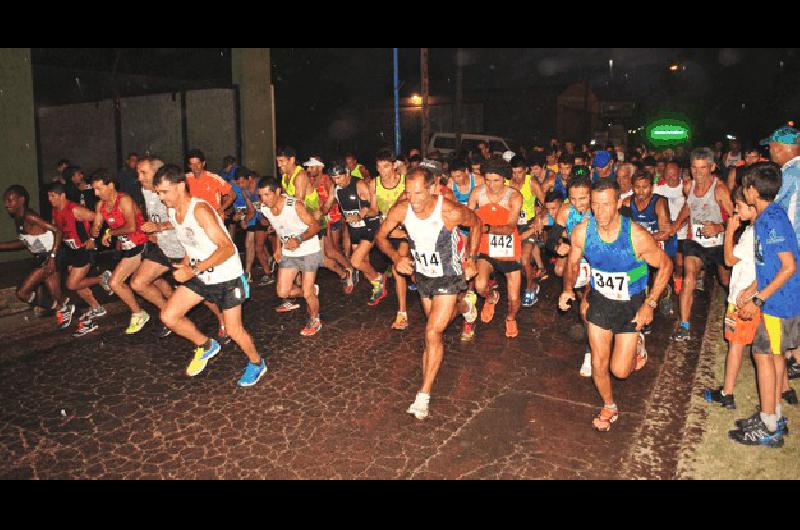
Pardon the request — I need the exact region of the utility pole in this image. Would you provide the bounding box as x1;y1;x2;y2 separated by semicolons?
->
421;47;430;157
455;48;464;151
393;48;401;155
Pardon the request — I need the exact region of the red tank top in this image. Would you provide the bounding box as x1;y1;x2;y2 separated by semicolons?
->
318;175;342;223
53;201;89;249
476;188;522;261
100;193;148;248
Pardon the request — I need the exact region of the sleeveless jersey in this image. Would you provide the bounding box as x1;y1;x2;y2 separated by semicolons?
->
282;166;303;198
630;195;664;234
476;187;521;261
351;165;364;180
553;173;567;199
142;188;185;259
515;174;537;226
376;174;406;217
451;174;475;206
404;194;462;279
169;198;243;285
336;178;380;228
317;175;342;223
566;205;590;238
687;178;724;248
654;182;687;240
16;218;54;255
584;215;649;301
259;196;321;258
100;193;148;250
52;201;89;250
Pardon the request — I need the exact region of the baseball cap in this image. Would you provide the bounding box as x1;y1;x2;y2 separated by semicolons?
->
592;151;613;168
502;151;516;162
760;126;800;146
302;157;325;168
571;165;591;179
420;159;443;175
328;165;347;176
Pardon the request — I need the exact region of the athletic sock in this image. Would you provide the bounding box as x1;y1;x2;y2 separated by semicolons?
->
760;412;778;433
776;404;783;419
680;321;690;330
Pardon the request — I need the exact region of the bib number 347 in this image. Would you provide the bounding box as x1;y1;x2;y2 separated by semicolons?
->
592;270;630;301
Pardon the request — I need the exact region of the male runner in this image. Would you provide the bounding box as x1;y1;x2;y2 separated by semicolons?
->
655;162;688;294
345;152;371;182
90;173;151;334
235;168;275;286
671;148;734;341
185;149;235;217
278;146;310;202
2;185;74;327
376;167;481;420
468;158;524;338
325;163;387;305
47;182;109;336
560;178;672;431
509;155;543;307
155;164;266;387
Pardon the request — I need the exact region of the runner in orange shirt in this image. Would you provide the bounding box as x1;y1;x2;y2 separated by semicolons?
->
185;149;235;216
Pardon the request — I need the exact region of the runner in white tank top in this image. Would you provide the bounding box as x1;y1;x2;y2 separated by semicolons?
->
376;167;482;421
258;179;324;337
154;165;266;388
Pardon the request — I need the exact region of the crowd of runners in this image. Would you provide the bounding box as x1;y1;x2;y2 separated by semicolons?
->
3;126;800;448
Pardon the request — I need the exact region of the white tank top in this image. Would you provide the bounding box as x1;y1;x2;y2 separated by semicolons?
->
725;152;742;168
654;182;688;239
19;230;54;254
403;194;462;278
259;195;321;258
169;198;243;285
687;178;724;248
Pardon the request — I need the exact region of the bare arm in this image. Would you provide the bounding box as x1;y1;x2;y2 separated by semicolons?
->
724;216;742;268
294;200;321;242
561;220;587;301
28;212;62;256
715;180;734;219
191;203;237;273
0;240;26;251
632;223;673;302
358;180;379;219
293;170;309;201
375;201;409;265
654;197;673;241
90;202;104;238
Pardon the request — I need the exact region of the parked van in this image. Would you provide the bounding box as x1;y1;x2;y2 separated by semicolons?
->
428;133;512;158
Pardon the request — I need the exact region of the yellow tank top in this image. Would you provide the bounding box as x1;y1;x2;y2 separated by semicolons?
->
519;174;536;222
282;166;302;197
351;165;363;180
303;187;327;229
376;174;406;216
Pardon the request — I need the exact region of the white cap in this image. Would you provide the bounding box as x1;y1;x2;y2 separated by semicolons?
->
502;151;516;162
302;157;325;168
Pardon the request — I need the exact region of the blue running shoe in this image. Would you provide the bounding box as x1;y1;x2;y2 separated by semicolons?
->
237;359;268;387
408;283;418;292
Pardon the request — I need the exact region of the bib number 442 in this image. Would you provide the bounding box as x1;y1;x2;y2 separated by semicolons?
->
488;234;514;258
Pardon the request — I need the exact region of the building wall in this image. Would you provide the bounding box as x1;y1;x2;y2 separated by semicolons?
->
232;48;275;177
120;93;183;166
0;49;40;262
185;89;238;173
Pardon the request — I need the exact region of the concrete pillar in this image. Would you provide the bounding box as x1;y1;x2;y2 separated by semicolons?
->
0;48;39;263
231;48;275;177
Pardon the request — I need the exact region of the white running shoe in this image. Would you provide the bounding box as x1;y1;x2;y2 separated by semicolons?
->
580;353;592;378
462;291;478;324
101;270;114;295
406;392;430;420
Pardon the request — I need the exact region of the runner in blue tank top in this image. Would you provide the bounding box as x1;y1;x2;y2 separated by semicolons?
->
560;178;672;433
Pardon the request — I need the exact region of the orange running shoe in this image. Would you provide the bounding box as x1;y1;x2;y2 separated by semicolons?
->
505;319;518;338
480;290;500;323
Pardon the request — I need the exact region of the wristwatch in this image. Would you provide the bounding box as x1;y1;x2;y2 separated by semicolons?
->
646;298;658;309
752;296;764;308
49;251;57;259
191;265;202;277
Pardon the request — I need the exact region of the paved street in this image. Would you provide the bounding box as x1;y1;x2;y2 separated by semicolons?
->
0;271;709;479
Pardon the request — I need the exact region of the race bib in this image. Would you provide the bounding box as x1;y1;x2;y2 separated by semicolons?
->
518;210;528;226
64;239;81;250
488;234;515;259
574;260;592;290
592;268;630;301
694;226;723;248
342;209;365;228
411;250;443;278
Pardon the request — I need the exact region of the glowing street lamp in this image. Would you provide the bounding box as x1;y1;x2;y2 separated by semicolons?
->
410;94;423;106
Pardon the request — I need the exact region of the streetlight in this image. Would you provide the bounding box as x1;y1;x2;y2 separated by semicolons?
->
410;94;423;106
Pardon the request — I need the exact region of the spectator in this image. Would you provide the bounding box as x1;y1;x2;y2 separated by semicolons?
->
221;156;239;183
117;152;144;208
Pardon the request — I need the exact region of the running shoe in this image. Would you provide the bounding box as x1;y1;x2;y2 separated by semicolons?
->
522;289;536;308
735;412;789;435
788;358;800;380
268;258;277;276
125;311;150;335
80;306;107;321
237;359;268;387
505;319;519;338
407;392;430;420
300;317;322;337
728;418;784;448
315;284;320;297
100;270;114;295
635;333;648;371
580;353;592;378
218;328;233;346
460;321;475;342
276;300;301;313
56;301;76;330
408;283;418;292
392;312;409;331
783;388;798;405
186;339;221;377
73;319;99;337
352;269;361;285
462;291;478;324
703;387;736;409
342;269;355;295
158;325;173;338
672;324;691;342
368;276;387;306
480;289;500;324
26;291;36;304
260;274;276;286
695;277;705;293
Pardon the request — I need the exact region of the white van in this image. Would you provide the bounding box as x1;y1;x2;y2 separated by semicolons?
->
428;133;512;158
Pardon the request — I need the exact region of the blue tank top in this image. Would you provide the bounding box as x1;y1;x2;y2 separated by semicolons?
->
452;174;475;206
566;205;590;238
584;215;649;299
630;194;662;234
553;174;567;199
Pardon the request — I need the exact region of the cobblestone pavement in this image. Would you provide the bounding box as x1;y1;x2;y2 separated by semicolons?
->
0;271;710;479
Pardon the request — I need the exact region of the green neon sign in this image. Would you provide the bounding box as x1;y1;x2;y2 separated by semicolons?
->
646;119;691;146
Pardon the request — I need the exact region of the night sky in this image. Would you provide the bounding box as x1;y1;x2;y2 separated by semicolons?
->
31;48;800;157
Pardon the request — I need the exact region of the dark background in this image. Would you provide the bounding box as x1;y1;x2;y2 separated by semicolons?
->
31;48;800;163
